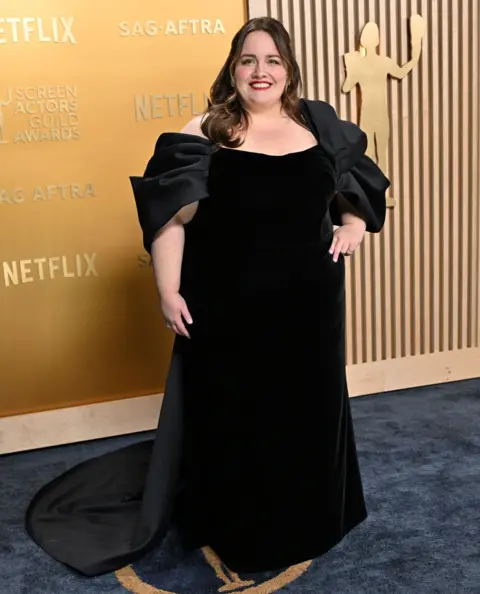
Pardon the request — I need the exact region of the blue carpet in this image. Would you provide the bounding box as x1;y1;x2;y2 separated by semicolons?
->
1;378;479;593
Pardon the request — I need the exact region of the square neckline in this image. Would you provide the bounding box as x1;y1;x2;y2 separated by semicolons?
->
217;100;322;157
218;144;320;158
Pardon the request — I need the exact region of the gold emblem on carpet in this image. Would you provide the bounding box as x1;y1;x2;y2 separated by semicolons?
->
115;546;311;593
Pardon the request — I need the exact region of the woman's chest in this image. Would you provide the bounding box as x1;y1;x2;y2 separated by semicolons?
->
193;148;338;241
208;147;336;210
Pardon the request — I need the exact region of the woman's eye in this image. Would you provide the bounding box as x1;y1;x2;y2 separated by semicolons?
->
240;58;281;66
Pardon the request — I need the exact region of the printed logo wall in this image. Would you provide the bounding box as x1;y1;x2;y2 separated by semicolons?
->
0;1;246;417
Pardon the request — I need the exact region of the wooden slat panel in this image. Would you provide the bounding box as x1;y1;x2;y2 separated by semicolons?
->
379;1;393;361
399;0;412;357
461;0;471;349
316;0;328;97
473;0;480;348
302;1;315;101
420;0;431;355
431;0;441;353
248;0;480;370
353;0;369;363
451;0;460;350
440;0;450;351
387;2;404;360
337;0;354;365
410;0;422;355
249;0;268;18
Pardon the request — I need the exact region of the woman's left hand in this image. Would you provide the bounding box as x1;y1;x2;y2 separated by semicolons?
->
329;221;366;262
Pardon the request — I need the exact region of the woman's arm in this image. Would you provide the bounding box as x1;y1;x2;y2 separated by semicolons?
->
150;202;197;337
335;193;367;229
149;116;205;336
329;193;367;262
150;202;197;297
151;217;185;299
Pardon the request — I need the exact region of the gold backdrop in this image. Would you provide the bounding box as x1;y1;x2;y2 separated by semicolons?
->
0;0;246;417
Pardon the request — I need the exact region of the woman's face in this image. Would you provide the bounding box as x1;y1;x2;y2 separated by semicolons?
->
234;31;288;109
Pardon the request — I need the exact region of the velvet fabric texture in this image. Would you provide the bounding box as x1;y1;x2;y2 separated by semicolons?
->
25;99;390;577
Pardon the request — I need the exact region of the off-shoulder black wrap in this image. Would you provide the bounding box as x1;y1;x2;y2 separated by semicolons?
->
300;99;388;232
130;133;215;253
130;99;389;254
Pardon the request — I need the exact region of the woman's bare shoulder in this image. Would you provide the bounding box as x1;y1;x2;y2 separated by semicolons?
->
180;115;208;138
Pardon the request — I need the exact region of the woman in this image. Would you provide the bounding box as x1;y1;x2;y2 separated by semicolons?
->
26;17;389;576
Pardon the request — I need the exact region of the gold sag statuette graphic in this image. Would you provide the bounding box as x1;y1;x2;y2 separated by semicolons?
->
342;14;425;208
115;547;312;593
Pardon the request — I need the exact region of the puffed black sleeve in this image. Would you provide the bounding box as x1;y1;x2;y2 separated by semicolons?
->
130;132;215;253
329;119;389;232
300;99;390;233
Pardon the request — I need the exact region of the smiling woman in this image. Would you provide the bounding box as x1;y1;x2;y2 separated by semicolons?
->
236;36;288;96
201;19;306;150
26;16;389;580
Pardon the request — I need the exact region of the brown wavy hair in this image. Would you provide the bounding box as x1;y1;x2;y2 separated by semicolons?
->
200;17;306;148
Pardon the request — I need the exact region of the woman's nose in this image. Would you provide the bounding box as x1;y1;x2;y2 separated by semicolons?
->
252;63;267;78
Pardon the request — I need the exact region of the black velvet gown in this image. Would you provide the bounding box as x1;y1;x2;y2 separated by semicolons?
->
25;99;389;576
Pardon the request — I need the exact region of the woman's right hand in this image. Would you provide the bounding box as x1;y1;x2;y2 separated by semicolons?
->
160;292;193;339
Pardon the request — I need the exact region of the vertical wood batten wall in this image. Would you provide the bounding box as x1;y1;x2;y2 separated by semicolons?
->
249;0;480;394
